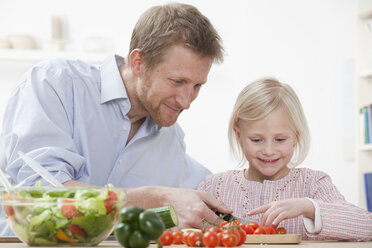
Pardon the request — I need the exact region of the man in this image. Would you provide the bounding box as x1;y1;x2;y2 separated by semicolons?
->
0;3;231;233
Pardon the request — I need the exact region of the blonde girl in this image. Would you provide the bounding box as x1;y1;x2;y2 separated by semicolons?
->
197;78;372;241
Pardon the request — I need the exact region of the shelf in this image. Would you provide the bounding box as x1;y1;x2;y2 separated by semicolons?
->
359;9;372;20
358;72;372;79
0;49;111;64
361;144;372;151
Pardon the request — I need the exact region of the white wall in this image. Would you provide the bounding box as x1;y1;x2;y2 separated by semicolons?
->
0;1;359;205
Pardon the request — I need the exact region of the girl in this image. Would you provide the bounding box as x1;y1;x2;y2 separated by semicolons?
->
197;78;372;241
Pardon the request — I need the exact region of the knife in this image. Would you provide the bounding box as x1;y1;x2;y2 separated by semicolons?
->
215;211;254;225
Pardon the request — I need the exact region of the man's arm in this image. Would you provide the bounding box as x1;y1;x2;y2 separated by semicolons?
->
125;186;232;229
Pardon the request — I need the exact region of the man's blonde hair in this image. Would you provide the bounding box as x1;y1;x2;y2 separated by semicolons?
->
228;78;310;167
129;3;224;72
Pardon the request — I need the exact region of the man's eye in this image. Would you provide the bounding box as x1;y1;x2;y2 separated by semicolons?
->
195;84;202;88
172;79;184;84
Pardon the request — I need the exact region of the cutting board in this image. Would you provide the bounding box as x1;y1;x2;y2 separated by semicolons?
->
245;234;301;244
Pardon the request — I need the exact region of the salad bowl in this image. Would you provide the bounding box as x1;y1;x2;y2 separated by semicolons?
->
0;186;126;246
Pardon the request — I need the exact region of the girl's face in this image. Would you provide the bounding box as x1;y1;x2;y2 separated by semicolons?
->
234;107;297;182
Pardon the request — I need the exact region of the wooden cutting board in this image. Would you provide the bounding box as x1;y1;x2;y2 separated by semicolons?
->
245;234;301;244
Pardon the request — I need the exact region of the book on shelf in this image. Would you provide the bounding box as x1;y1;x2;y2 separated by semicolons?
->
360;104;372;145
365;173;372;212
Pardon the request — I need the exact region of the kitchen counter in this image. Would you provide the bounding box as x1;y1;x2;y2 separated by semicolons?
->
0;240;371;248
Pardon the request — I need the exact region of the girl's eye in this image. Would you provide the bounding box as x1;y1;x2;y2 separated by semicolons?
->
250;138;262;143
275;138;287;142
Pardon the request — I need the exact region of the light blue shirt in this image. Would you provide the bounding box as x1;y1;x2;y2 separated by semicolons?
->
1;55;211;188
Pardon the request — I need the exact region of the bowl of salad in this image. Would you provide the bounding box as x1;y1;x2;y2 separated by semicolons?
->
0;185;126;246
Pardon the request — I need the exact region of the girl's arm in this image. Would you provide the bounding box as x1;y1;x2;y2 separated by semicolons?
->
308;173;372;241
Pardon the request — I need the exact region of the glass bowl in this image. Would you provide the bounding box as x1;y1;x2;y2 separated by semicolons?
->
0;186;126;246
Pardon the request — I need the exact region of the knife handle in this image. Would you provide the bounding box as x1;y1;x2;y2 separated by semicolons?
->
215;210;234;222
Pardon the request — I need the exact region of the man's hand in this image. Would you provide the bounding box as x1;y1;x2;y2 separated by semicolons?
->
247;198;315;227
126;186;232;229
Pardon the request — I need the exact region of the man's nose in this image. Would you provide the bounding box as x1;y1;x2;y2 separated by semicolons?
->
176;87;195;110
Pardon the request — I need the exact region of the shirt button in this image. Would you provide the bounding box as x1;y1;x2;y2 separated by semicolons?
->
122;125;127;131
119;159;122;163
122;102;128;107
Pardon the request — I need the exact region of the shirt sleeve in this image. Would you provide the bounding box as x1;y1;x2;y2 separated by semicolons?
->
2;61;86;186
306;171;372;241
303;197;322;233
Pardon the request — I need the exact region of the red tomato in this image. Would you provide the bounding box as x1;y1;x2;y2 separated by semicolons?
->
182;230;193;245
172;231;183;244
219;220;229;227
104;190;118;213
276;227;287;234
248;221;259;231
235;229;246;246
240;224;254;235
264;226;277;235
221;232;238;247
159;230;173;246
217;232;224;246
253;226;267;235
202;231;219;248
232;219;240;226
60;203;78;219
4;206;14;216
69;224;86;237
206;226;222;233
187;231;203;247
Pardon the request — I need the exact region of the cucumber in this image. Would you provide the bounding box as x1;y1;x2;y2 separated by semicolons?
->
148;205;178;228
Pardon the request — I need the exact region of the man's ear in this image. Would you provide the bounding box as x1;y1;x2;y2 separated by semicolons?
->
129;49;144;77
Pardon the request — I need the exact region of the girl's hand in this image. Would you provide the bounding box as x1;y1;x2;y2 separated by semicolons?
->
247;198;315;227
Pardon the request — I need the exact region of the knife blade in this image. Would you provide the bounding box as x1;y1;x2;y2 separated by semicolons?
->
215;211;254;225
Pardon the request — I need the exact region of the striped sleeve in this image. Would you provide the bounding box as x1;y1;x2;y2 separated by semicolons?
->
308;171;372;241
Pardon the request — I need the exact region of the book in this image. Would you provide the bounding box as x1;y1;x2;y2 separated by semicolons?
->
365;173;372;212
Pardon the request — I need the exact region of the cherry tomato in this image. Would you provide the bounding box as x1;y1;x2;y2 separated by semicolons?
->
219;220;229;227
276;227;287;234
207;226;222;233
60;200;78;219
253;226;267;235
187;231;203;247
248;221;259;231
69;224;87;237
159;230;173;246
104;190;118;213
217;232;224;246
240;224;254;234
172;231;183;244
182;230;193;245
202;231;219;248
221;232;238;247
232;219;240;226
4;206;14;216
235;229;246;246
264;226;277;235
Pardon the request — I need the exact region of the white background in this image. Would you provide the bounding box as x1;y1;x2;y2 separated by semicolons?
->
0;1;360;206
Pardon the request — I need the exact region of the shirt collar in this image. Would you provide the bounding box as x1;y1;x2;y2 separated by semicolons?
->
100;55;128;104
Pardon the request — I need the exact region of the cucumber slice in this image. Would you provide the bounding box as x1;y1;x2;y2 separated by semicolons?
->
148;205;178;228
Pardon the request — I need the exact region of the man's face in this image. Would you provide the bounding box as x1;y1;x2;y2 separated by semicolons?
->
137;44;213;126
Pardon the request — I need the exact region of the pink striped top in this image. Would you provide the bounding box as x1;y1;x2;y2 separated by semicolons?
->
197;168;372;241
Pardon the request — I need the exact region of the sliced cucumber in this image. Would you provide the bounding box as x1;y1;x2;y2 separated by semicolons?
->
148;205;178;228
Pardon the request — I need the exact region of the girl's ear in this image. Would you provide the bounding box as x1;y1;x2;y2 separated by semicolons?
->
129;49;144;77
234;125;242;144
